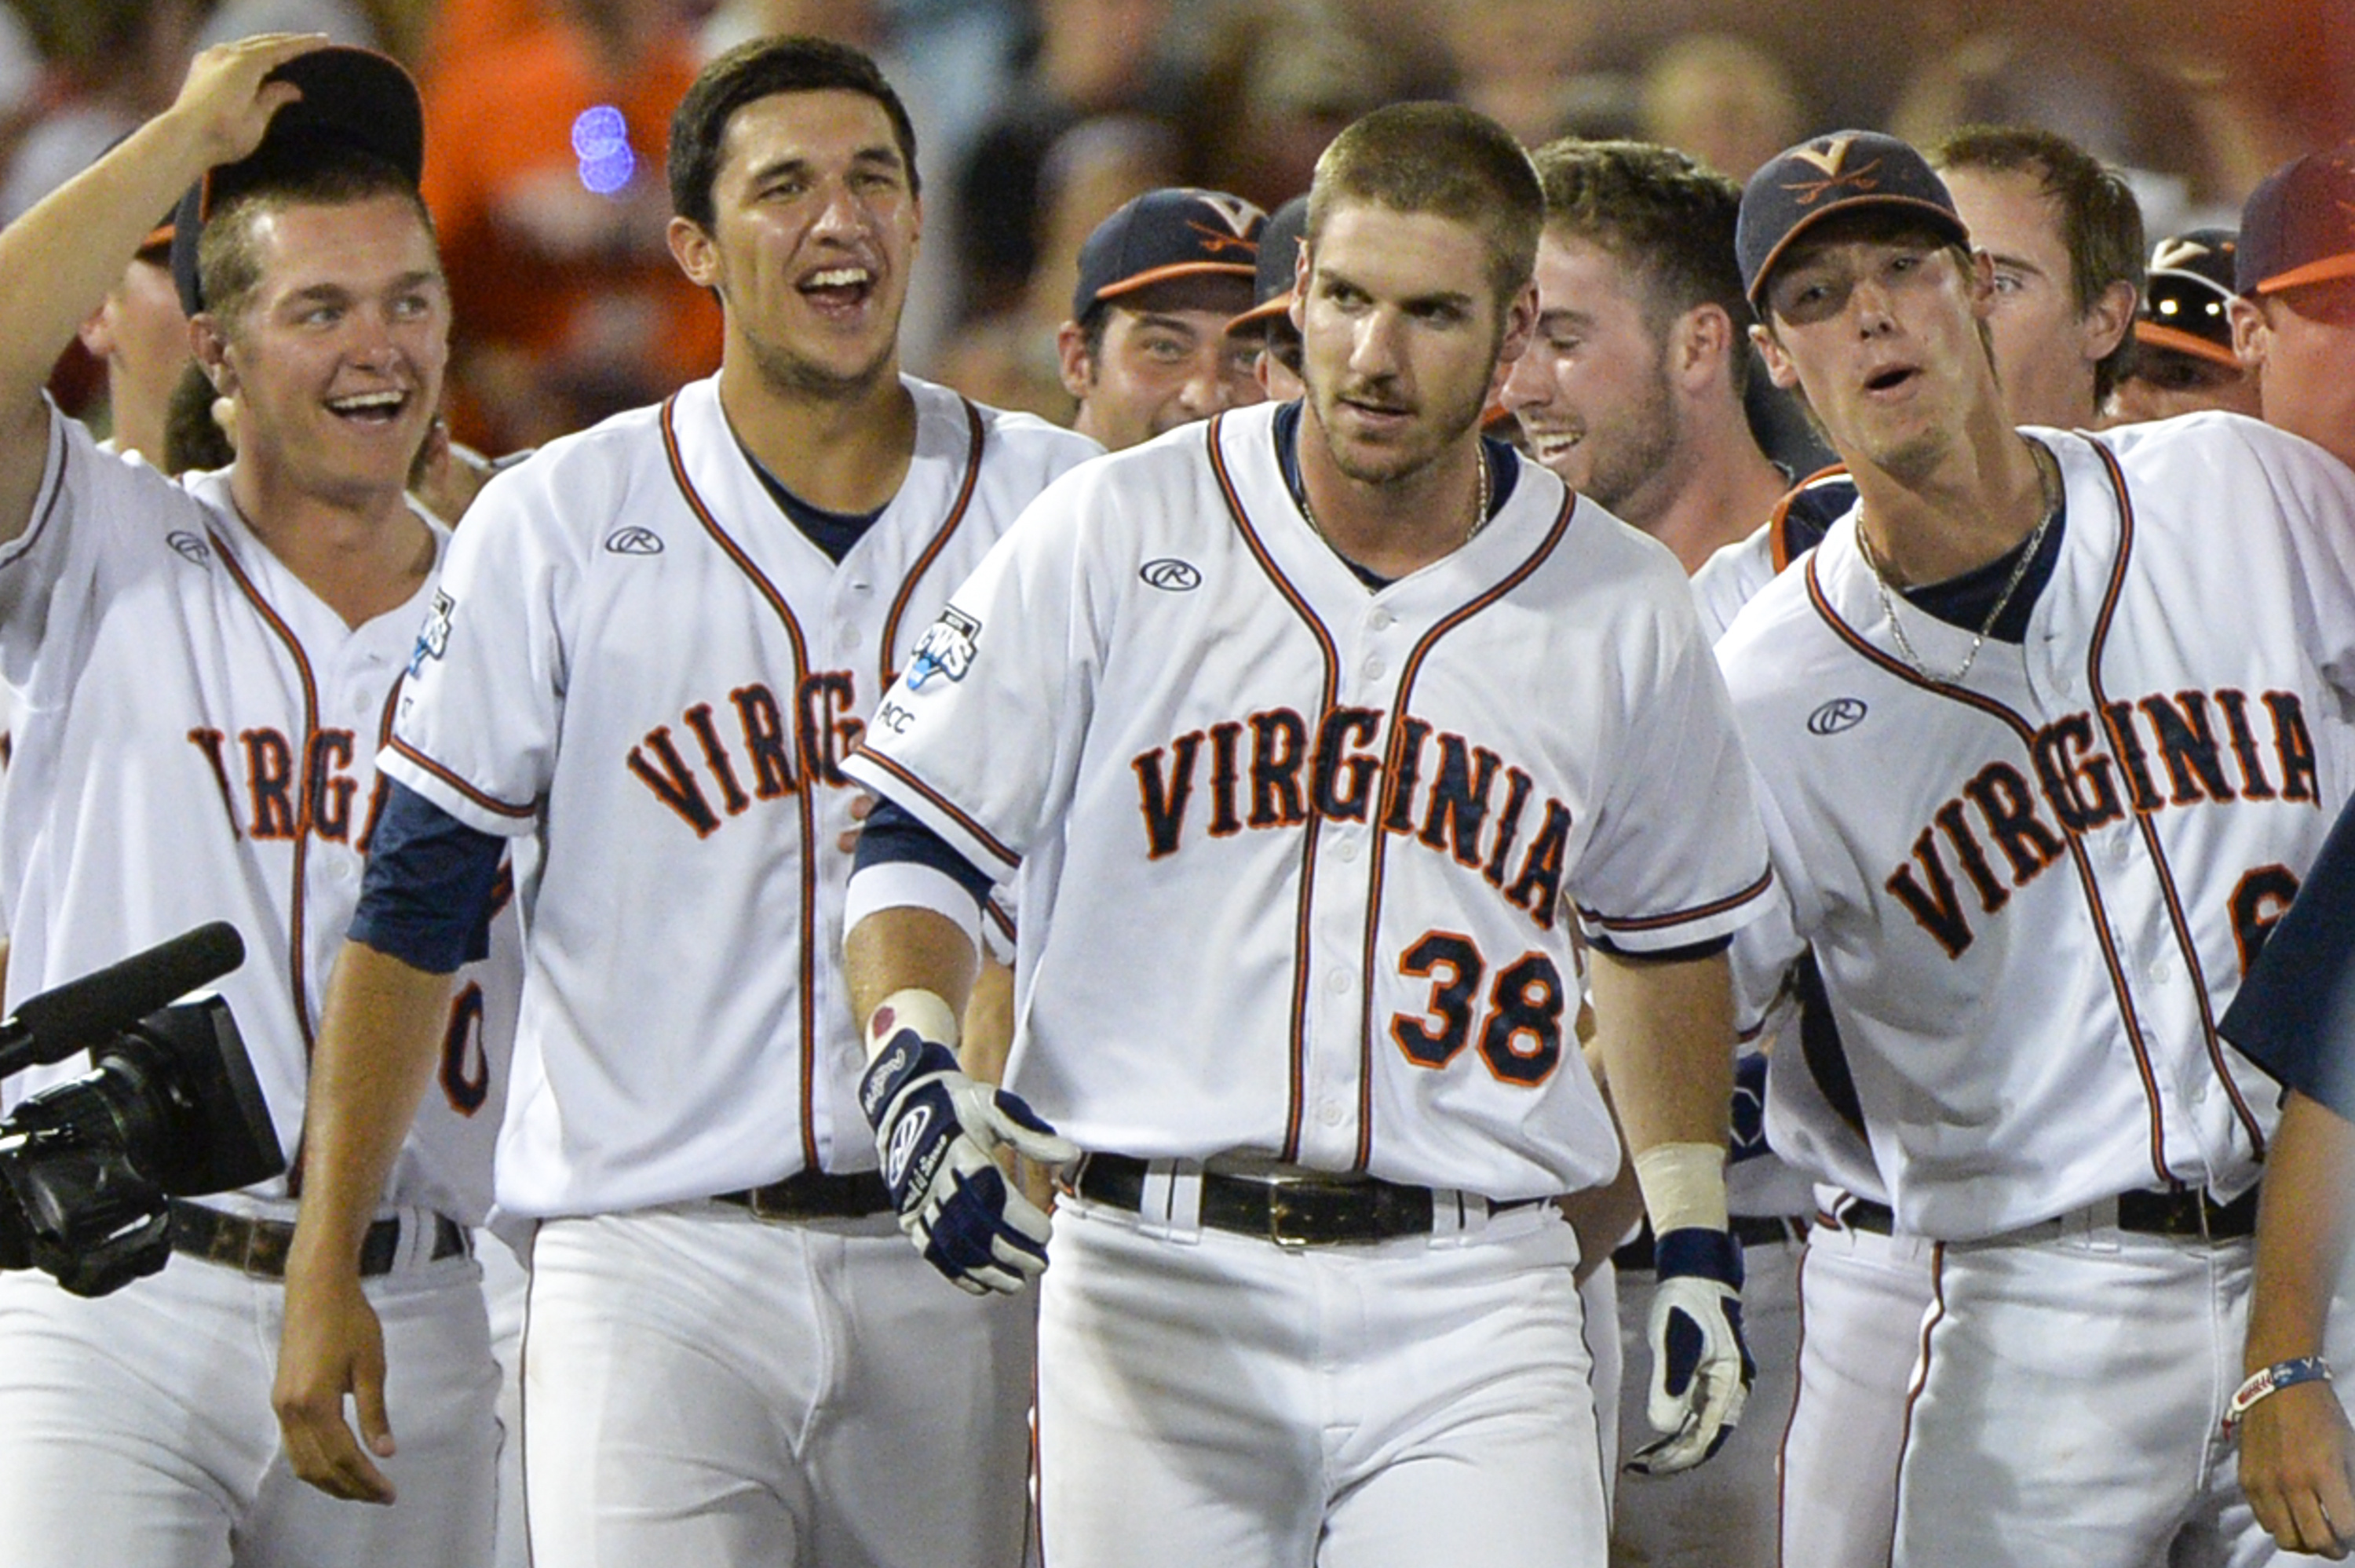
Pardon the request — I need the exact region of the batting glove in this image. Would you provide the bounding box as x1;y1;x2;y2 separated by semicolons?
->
1629;1227;1755;1475
860;1029;1079;1296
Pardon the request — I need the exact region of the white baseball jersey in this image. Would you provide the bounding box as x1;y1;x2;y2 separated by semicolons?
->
0;407;511;1223
845;402;1774;1200
383;374;1097;1219
1718;414;2355;1242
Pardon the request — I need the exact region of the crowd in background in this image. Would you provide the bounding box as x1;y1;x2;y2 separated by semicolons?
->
5;0;2350;457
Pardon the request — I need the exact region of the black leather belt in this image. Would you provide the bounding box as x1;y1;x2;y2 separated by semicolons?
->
1826;1188;2256;1242
168;1199;468;1278
1612;1212;1810;1272
2116;1185;2257;1239
1824;1198;1895;1235
1073;1153;1539;1248
714;1169;894;1221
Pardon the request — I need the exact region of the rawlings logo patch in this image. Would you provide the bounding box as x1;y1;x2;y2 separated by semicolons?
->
1140;558;1201;591
1808;697;1868;735
907;606;981;689
605;526;664;556
407;589;456;678
166;531;211;565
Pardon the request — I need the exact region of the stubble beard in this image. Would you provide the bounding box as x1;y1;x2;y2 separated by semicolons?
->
749;330;897;403
1309;366;1491;491
1580;352;1681;520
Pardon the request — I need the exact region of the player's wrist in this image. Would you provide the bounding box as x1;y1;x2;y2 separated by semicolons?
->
2223;1356;2334;1438
1632;1141;1729;1236
861;986;960;1063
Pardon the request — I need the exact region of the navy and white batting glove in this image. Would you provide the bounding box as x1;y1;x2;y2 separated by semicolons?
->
860;1028;1079;1296
1630;1227;1755;1475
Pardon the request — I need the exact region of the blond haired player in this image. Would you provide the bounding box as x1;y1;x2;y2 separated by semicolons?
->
0;38;512;1566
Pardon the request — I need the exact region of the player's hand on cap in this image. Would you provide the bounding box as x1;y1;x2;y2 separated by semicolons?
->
170;34;327;171
272;1269;399;1504
860;1001;1079;1296
1630;1226;1755;1475
2240;1379;2355;1559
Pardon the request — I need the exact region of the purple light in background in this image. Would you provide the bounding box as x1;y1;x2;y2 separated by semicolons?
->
572;106;636;196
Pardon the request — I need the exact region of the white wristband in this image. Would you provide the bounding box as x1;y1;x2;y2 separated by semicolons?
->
864;987;961;1062
1632;1142;1729;1235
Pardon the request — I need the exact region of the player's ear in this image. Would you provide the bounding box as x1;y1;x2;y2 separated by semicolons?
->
1966;247;1997;316
77;297;119;361
1750;319;1800;392
1497;278;1539;364
2229;296;2269;373
1054;319;1094;402
667;216;721;291
2079;279;2137;363
1674;304;1732;388
189;312;236;399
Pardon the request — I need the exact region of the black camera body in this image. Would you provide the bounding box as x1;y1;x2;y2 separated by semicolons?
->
0;924;283;1296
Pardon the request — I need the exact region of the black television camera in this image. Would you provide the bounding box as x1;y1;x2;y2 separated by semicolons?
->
0;924;283;1297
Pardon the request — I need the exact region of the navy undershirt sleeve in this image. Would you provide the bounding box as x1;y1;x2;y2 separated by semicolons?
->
348;779;507;973
853;797;996;913
2221;790;2355;1120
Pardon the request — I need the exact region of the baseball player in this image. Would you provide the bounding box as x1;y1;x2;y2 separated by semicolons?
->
1226;193;1309;403
1931;126;2143;429
1719;128;2355;1566
2105;228;2261;425
272;35;1099;1568
77;208;189;467
2228;143;2355;472
1499;136;1810;1568
1057;186;1267;452
2216;774;2355;1561
0;37;511;1566
840;100;1774;1567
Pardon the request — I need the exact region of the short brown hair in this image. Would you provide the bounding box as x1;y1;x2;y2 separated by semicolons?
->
1930;125;2145;401
1532;138;1750;388
196;148;436;329
668;35;918;233
1305;101;1542;308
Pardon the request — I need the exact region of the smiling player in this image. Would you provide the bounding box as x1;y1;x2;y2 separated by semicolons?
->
273;35;1097;1566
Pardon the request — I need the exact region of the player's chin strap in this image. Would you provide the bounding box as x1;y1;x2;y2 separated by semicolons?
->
858;989;1079;1297
1627;1142;1754;1476
2222;1356;2333;1439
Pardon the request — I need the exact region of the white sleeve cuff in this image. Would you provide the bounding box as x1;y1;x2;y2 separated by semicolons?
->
843;860;984;954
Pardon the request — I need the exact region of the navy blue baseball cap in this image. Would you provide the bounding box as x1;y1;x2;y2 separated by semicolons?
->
2236;144;2355;297
170;45;425;315
2138;228;2241;366
1226;194;1309;333
1072;187;1266;321
1736;130;1968;306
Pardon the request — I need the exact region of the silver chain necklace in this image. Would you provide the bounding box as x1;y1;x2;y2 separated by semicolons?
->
1299;447;1492;571
1855;448;2059;686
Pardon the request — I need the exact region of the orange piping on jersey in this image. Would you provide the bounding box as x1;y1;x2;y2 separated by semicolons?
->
1802;523;2177;1188
1210;411;1342;1165
211;527;324;1059
2075;439;2266;1160
663;395;824;1172
1577;866;1776;935
384;734;539;819
849;746;1023;872
1769;463;1851;572
1352;480;1576;1169
984;895;1017;945
878;398;987;693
